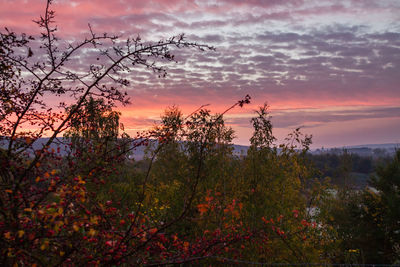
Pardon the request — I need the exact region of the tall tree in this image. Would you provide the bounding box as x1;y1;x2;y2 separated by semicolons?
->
0;1;217;265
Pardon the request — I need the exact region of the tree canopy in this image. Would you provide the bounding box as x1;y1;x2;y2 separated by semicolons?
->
0;0;398;266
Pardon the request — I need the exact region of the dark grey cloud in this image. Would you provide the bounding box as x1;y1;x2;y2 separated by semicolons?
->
227;106;400;129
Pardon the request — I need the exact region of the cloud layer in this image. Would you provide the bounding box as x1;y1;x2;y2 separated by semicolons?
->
1;0;399;147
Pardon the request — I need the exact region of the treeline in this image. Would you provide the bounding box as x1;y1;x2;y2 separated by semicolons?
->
307;151;393;188
61;100;399;265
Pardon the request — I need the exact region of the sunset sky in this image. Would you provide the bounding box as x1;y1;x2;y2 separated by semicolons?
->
1;0;399;148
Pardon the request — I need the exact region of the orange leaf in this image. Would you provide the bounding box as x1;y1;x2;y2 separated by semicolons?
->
73;224;79;232
183;241;189;251
88;229;97;237
4;232;11;239
18;230;24;238
149;228;157;235
197;203;208;216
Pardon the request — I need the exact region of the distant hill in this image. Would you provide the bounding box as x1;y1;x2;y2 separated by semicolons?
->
0;137;71;157
343;143;400;149
312;143;399;157
1;137;249;160
2;137;398;159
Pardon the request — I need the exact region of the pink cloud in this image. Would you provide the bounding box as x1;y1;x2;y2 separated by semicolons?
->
2;0;399;146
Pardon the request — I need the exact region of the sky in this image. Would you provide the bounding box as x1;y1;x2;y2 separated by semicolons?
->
1;0;399;148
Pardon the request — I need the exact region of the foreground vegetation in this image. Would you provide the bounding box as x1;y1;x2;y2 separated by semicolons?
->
1;1;399;265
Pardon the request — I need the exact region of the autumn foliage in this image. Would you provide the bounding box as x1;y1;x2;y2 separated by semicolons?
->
1;1;398;266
